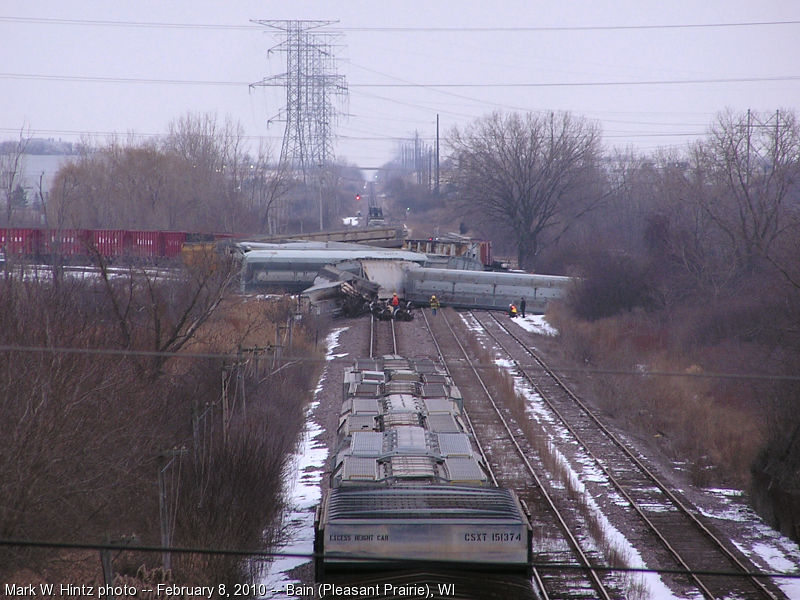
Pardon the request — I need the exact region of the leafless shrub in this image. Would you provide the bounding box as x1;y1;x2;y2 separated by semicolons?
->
551;304;768;487
0;277;166;571
566;251;654;321
0;270;322;586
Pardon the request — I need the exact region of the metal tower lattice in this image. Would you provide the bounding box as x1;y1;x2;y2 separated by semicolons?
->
251;20;347;184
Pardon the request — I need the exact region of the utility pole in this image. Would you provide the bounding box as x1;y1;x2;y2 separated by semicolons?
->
746;108;751;186
414;132;420;185
435;114;440;196
428;148;432;191
250;20;348;231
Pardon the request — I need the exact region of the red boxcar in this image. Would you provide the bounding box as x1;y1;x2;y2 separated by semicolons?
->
0;227;227;262
90;230;126;257
41;229;87;257
126;230;159;258
0;228;41;255
160;231;188;258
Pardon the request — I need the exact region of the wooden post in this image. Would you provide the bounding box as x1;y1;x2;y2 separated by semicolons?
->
100;533;114;599
157;455;171;572
221;367;229;447
237;345;246;421
157;448;186;573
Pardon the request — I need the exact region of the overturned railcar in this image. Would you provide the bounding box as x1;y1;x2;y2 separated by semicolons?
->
239;245;428;293
404;267;572;313
315;355;531;577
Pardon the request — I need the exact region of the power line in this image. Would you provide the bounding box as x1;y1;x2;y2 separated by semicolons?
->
354;76;800;88
0;16;261;30
0;125;710;144
0;126;416;142
0;344;241;361
3;71;799;88
348;59;537;115
1;343;799;382
336;21;800;33
0;72;245;86
2;16;800;32
1;537;798;580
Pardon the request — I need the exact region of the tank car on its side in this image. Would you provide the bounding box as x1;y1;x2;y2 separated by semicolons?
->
315;355;532;576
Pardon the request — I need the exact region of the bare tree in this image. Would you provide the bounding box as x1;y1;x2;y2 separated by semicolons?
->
164;113;244;231
45;113;277;233
449;111;604;270
0;127;30;225
641;151;741;300
90;247;239;376
691;109;800;272
242;142;292;234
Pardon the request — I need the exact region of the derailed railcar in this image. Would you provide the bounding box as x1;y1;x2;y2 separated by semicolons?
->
239;245;428;293
404;266;572;313
315;355;532;578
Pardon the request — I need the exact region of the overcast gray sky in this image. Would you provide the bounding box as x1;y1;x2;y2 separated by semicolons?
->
2;1;799;168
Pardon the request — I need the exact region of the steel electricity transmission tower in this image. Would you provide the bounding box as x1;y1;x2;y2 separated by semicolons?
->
251;20;347;229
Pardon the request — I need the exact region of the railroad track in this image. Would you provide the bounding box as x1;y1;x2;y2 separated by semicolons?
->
422;307;619;599
464;308;786;600
369;314;398;357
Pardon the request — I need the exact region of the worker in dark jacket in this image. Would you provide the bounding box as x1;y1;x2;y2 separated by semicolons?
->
520;297;526;318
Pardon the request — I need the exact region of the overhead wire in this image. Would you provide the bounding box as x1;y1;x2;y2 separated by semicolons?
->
1;343;799;382
2;16;799;32
2;16;797;156
343;63;790;144
0;537;797;580
3;72;799;88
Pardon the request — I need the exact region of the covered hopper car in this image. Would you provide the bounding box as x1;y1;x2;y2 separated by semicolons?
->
315;355;532;576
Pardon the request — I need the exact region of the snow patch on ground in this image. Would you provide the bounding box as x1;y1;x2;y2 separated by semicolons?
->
259;327;347;595
701;489;800;599
515;314;559;336
460;311;680;598
512;375;683;599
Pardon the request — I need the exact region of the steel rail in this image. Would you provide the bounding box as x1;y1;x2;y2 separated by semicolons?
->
369;314;376;358
483;310;780;600
424;308;613;600
420;308;498;488
369;315;398;357
477;310;715;598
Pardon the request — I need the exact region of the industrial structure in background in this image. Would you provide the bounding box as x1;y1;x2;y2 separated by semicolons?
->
365;182;385;227
250;19;348;231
